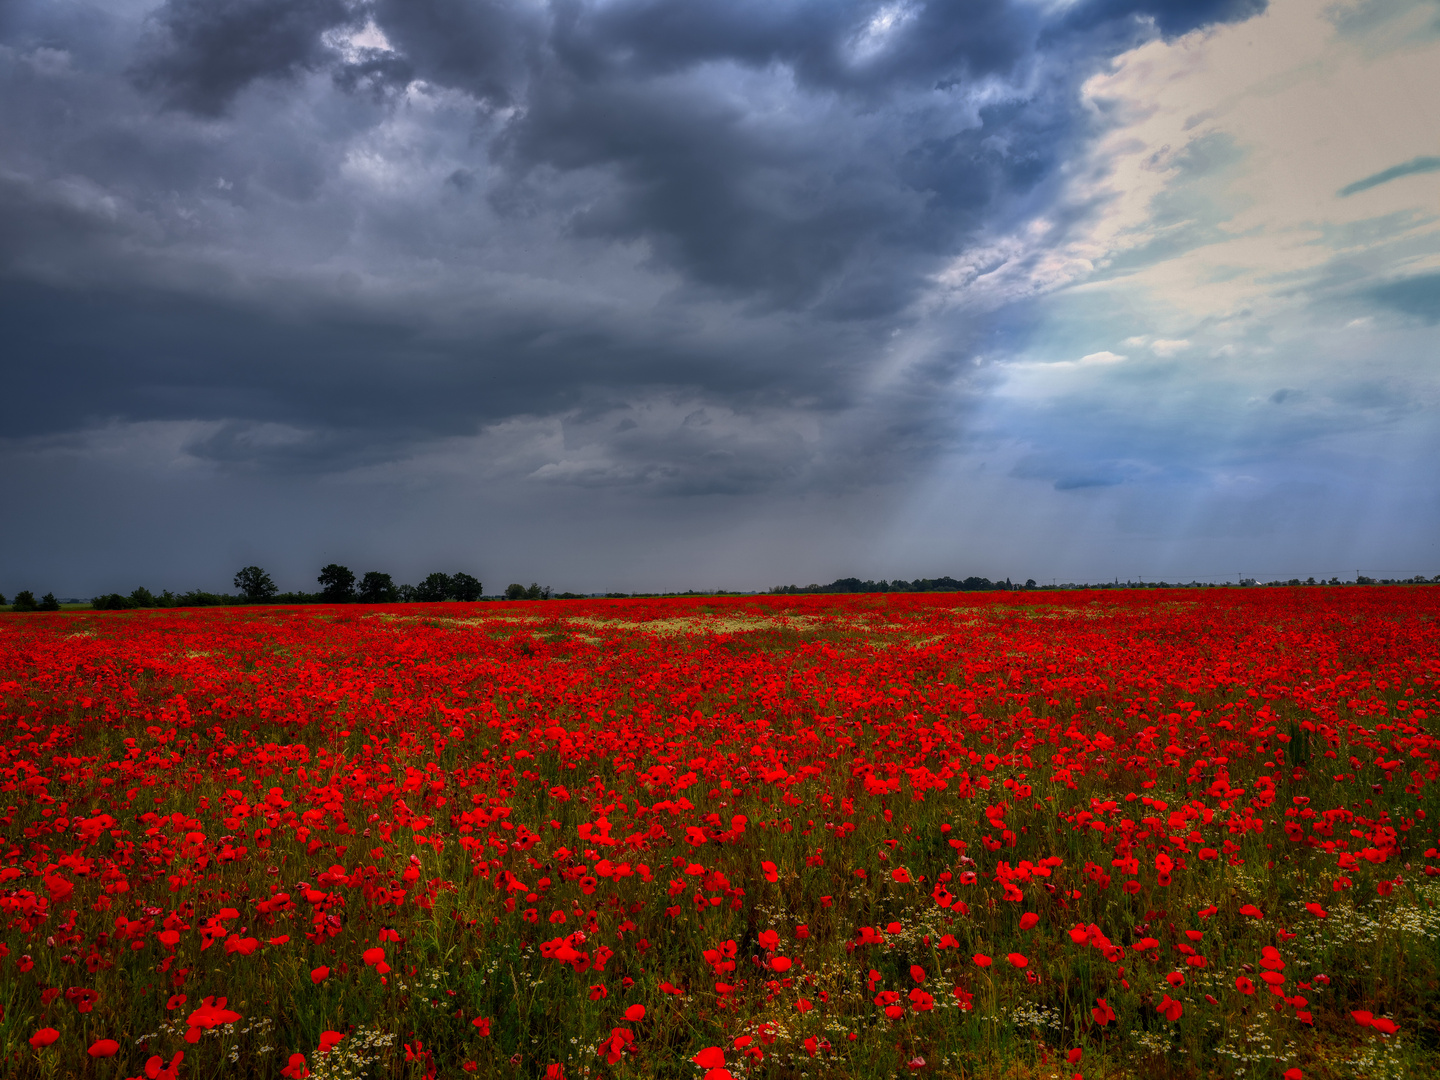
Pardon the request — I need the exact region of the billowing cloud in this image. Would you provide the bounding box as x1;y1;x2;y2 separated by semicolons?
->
2;0;1437;594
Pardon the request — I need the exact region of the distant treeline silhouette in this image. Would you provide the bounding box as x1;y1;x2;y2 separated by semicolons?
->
90;565;500;609
770;576;1031;594
8;567;1439;613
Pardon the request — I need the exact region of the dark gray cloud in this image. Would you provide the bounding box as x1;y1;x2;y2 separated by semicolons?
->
368;0;541;105
8;0;1360;595
132;0;356;116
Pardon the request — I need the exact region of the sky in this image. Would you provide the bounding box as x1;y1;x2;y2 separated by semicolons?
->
2;0;1438;596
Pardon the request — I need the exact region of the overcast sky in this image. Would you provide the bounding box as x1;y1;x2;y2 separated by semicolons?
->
2;0;1438;595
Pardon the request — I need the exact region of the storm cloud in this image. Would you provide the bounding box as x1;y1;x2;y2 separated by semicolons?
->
3;0;1438;595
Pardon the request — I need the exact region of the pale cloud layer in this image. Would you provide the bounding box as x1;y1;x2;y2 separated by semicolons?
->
1;0;1437;593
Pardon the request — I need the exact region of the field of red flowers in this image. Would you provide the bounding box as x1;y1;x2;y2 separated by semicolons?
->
0;589;1437;1080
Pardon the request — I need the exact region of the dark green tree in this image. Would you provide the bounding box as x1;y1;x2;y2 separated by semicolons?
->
358;571;399;604
93;594;134;610
37;593;60;611
317;564;357;603
504;583;527;600
11;590;38;612
415;573;452;602
234;566;278;602
0;592;6;605
130;587;157;608
450;572;483;601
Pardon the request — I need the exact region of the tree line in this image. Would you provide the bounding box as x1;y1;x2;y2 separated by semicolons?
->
770;575;1036;594
1;590;62;612
88;566;485;609
82;566;575;610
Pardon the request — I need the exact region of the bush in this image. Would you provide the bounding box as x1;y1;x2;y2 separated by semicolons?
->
10;590;37;612
176;590;233;607
93;594;135;611
37;593;60;611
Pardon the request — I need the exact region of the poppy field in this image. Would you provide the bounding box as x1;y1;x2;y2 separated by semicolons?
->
0;588;1438;1080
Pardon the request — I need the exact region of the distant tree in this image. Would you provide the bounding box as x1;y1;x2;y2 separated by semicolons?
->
317;564;357;603
234;566;278;602
93;594;134;610
358;571;399;604
450;572;483;602
11;590;38;612
37;593;60;611
130;587;157;608
504;583;526;600
0;592;5;605
415;573;452;603
523;583;551;600
1024;579;1037;589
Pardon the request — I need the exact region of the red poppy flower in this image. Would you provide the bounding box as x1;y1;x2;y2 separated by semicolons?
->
29;1028;59;1049
624;1005;645;1022
89;1039;120;1057
693;1047;726;1069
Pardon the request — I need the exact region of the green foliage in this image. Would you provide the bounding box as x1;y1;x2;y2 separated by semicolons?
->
318;564;357;603
234;566;279;602
415;573;453;602
359;571;400;604
10;590;38;612
36;592;60;611
450;572;483;602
